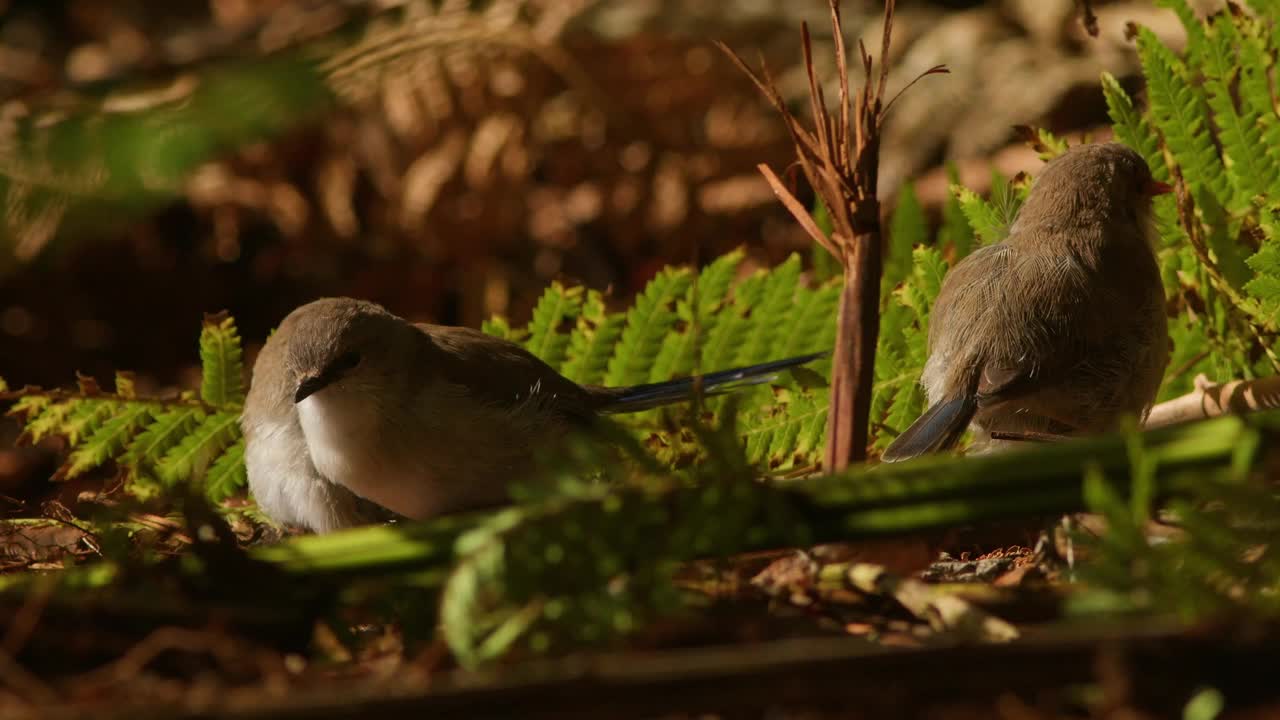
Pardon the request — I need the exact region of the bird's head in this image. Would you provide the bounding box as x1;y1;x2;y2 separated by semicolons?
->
1014;142;1171;237
281;298;416;405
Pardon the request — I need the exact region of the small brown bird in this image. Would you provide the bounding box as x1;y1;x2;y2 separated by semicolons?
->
242;298;824;533
882;143;1171;462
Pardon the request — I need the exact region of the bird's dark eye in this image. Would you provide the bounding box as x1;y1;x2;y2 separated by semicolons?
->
330;351;361;373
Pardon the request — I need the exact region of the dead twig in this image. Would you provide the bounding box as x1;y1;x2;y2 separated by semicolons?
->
720;0;946;471
1145;373;1280;428
1079;0;1101;37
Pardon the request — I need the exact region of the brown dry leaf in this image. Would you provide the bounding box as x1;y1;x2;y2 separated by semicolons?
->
399;129;468;230
0;520;93;566
810;539;940;577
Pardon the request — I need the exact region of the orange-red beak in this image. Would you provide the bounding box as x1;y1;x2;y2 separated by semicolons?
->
1147;179;1174;196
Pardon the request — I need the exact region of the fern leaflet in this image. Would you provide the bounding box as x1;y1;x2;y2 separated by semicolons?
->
735;254;801;367
1137;27;1233;210
156;412;240;486
605;268;693;387
206;439;248;502
1202;15;1273;210
885;183;926;294
60;404;154;480
648;249;743;382
200;313;246;408
938;164;975;261
950;184;1005;245
560;291;626;386
525;282;584;370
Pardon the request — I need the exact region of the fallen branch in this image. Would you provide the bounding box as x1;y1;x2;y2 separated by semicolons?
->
131;623;1280;720
1145;373;1280;428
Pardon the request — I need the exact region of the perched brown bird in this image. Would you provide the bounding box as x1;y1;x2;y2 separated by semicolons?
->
242;297;824;533
882;143;1171;462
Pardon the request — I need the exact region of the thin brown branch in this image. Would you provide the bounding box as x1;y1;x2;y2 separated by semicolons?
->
757;165;841;260
882;65;950;120
716;43;826;171
876;0;894;103
725;0;942;471
1080;0;1101;37
830;2;850;167
1145;373;1280;428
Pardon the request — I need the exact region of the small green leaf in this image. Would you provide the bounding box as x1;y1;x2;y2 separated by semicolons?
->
525;282;584;371
205;439;248;501
199;313;245;408
156;411;240;485
885;183;926;294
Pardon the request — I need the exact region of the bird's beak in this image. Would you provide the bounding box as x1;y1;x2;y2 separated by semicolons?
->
1146;179;1174;196
294;373;330;404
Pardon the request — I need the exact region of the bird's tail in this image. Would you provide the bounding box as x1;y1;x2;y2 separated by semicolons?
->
596;352;828;414
880;393;978;462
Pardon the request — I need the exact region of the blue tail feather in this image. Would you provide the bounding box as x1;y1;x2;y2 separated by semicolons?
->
600;351;829;413
880;394;977;462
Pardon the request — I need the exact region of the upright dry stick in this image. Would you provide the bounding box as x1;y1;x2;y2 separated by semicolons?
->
721;0;944;470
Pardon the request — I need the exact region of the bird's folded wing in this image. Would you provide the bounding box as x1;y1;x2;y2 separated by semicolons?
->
412;323;595;418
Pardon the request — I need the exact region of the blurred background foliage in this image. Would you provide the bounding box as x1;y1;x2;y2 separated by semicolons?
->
0;0;1198;515
0;0;1185;398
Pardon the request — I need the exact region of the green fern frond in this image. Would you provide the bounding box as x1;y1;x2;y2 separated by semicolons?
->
62;399;118;446
525;282;584;371
1255;0;1280;52
6;394;49;420
1245;216;1280;328
810;198;842;283
897;246;947;327
743;389;827;470
1034;127;1069;159
989;170;1029;231
481;316;511;340
156;412;240;486
870;246;948;451
206;439;248;502
1015;124;1070;161
1138;27;1233;210
123;408;205;471
938;164;975;261
735;254;802;367
1234;13;1280;200
775;280;841;362
560;291;626;386
1101;72;1170;181
885;183;926;293
872;342;925;451
1203;15;1275;210
60;405;154;480
471;249;841;468
698;273;767;374
648;249;743;382
1100;70;1187;251
950;184;1005;245
24;401;77;443
480;316;523;343
200;313;246;408
604;268;694;387
3;310;252;499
